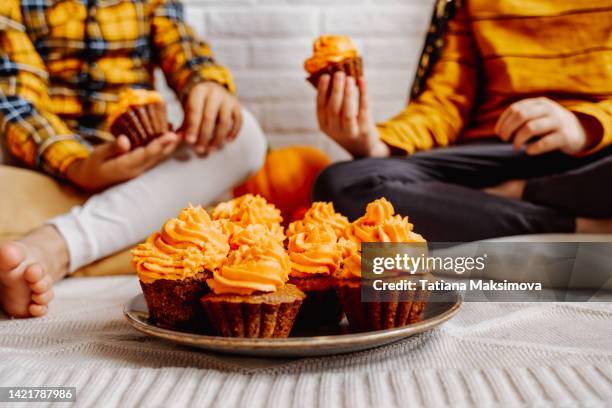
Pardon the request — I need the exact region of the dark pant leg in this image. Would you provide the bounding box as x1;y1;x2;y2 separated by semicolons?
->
314;143;588;240
313;160;575;241
524;151;612;218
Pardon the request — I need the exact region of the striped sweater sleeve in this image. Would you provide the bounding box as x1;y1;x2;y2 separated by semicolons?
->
376;3;478;154
151;0;235;101
0;0;89;176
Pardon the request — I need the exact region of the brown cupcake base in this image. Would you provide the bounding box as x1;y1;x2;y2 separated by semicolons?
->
201;285;305;338
336;277;429;333
140;272;211;333
307;57;363;88
289;275;343;329
110;102;169;149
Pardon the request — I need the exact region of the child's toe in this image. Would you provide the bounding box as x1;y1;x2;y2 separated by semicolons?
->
28;303;48;317
28;274;52;294
23;264;45;283
0;243;25;271
32;288;54;305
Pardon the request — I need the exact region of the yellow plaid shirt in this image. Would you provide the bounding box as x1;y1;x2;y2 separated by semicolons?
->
0;0;234;176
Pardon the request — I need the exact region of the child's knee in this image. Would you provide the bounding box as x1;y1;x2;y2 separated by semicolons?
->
231;109;267;175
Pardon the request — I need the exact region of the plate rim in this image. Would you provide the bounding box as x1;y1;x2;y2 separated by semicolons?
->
124;291;462;350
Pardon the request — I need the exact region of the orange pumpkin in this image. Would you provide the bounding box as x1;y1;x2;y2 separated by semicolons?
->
233;146;331;221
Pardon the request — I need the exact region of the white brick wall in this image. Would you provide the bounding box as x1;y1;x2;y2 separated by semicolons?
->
160;0;435;160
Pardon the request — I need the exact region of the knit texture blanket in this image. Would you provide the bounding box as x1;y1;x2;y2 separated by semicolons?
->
1;276;610;407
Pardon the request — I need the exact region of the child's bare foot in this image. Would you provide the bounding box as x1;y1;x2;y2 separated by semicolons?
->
0;225;69;318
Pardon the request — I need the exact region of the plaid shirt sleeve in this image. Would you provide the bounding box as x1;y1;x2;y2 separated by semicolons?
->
0;0;89;177
151;0;235;101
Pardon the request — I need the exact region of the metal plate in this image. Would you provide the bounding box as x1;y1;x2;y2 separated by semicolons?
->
124;290;462;357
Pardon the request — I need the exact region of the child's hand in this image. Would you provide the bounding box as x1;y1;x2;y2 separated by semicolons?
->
495;97;596;155
66;133;179;192
317;72;390;158
179;82;242;155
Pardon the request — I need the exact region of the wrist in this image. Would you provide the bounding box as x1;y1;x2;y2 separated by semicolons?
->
369;138;391;158
574;112;603;153
65;158;87;187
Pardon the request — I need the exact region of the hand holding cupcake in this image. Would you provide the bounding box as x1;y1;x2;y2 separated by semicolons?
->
304;35;363;87
109;88;169;148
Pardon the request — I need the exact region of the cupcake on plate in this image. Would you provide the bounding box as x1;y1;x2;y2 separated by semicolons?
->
213;194;285;243
109;88;169;148
336;198;430;332
201;238;305;338
287;202;349;239
287;223;344;328
304;35;363;87
132;205;229;332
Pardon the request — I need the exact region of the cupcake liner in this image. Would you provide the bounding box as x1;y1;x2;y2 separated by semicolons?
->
110;102;169;148
148;102;169;136
201;285;305;338
289;276;343;329
307;57;363;88
132;105;155;140
111;109;148;148
140;272;211;332
336;279;429;332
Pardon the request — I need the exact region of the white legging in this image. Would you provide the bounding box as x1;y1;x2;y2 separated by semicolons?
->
49;109;267;272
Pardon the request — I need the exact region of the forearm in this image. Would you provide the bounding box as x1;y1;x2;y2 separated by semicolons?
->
375;4;477;155
152;0;235;99
0;95;90;177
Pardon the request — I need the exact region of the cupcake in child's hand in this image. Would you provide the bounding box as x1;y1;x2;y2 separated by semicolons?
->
109;88;169;148
287;223;344;328
213;194;285;243
304;35;363;87
132;205;229;332
201;238;305;338
336;198;430;332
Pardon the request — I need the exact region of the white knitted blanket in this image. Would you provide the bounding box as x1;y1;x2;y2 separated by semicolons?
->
1;276;611;408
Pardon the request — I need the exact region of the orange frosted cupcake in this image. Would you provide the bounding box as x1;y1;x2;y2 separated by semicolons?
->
201;239;305;338
132;205;229;332
336;198;430;332
213;194;285;243
287;202;349;239
304;35;363;87
287;223;344;328
109;88;169;148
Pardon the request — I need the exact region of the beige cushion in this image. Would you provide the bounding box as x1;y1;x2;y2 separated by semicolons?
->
0;165;134;277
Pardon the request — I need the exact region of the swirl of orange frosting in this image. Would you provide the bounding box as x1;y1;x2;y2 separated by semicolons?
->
344;198;396;246
132;205;229;283
361;198;395;225
338;198;426;279
304;35;359;74
132;234;206;284
378;215;425;243
339;249;362;279
287;202;349;238
207;241;290;295
227;223;278;249
288;224;342;277
108;88;163;125
213;194;285;242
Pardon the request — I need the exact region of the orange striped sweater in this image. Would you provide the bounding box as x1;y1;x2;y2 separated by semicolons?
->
377;0;612;156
